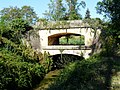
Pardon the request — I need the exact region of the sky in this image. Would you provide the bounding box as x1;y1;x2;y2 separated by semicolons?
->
0;0;103;19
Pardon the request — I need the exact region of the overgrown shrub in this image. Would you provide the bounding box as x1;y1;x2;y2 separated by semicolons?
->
0;37;40;63
42;52;53;73
0;13;51;90
47;54;120;90
0;37;55;90
0;49;46;90
0;38;51;90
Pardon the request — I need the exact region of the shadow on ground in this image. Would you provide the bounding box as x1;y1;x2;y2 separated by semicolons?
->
47;54;120;90
51;54;84;70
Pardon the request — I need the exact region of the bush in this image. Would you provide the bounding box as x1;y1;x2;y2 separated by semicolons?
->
47;54;120;90
0;48;46;90
0;37;39;63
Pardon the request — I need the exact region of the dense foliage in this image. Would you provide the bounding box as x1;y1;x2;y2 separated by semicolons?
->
0;48;46;90
0;6;38;25
96;0;120;53
0;6;51;90
47;54;120;90
0;0;120;89
1;18;31;44
0;36;53;90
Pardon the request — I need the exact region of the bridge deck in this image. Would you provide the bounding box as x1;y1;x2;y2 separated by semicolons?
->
42;45;91;50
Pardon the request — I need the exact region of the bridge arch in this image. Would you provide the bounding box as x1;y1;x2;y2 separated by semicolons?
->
50;54;84;69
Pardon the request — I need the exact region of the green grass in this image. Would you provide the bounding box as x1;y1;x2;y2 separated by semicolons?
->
47;54;120;90
34;69;61;90
111;72;120;90
59;35;85;45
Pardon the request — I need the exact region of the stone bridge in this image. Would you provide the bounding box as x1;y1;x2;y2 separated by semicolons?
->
34;20;101;59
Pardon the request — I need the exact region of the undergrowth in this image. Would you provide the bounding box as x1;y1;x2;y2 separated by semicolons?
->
0;37;52;90
47;54;120;90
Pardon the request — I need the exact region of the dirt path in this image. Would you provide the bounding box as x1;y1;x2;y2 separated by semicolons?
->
33;69;61;90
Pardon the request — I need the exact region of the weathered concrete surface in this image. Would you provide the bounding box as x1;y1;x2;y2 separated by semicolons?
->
33;20;101;58
39;28;100;47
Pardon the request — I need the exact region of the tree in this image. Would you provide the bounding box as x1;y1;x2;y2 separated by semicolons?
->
0;6;21;22
65;0;86;20
21;6;38;24
0;6;38;25
0;17;31;43
85;8;91;19
0;17;10;38
44;0;66;21
0;6;38;43
44;0;86;21
96;0;120;54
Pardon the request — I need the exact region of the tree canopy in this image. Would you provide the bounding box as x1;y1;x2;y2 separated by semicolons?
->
96;0;120;41
44;0;66;21
85;8;91;19
65;0;86;20
0;6;38;25
96;0;120;55
44;0;86;21
0;6;37;43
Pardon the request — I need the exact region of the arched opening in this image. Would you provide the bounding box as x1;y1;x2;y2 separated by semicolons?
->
50;54;84;70
48;33;85;45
